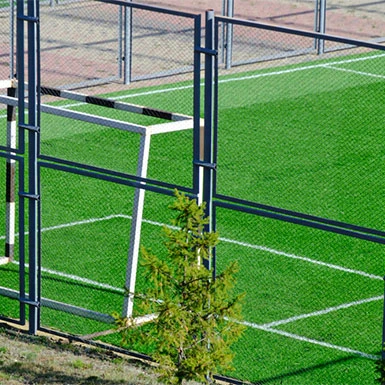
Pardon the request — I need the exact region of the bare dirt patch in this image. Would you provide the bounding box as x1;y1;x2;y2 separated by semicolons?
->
27;0;385;94
0;324;161;385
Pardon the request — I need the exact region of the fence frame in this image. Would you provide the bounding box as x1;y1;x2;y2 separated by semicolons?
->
2;2;385;383
0;0;208;334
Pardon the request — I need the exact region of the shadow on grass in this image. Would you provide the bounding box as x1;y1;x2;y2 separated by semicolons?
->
251;354;377;384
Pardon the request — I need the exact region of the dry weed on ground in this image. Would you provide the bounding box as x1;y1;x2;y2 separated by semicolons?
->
0;325;165;385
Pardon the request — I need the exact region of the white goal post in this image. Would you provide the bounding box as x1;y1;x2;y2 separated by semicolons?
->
0;83;204;320
0;79;17;265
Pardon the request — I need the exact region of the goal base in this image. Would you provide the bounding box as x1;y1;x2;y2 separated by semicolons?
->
0;257;10;265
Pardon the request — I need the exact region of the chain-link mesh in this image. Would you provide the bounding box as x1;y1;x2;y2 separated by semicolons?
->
0;1;12;87
38;0;197;94
2;1;385;383
217;30;385;230
215;17;384;384
324;0;385;42
40;168;132;333
216;207;383;383
39;1;122;89
36;0;199;342
129;7;196;84
0;154;23;322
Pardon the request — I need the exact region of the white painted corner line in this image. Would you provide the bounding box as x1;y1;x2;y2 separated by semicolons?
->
1;214;382;281
322;64;385;79
239;318;380;360
261;295;383;328
220;236;383;281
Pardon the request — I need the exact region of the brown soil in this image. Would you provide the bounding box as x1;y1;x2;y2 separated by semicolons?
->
0;323;161;385
0;322;206;385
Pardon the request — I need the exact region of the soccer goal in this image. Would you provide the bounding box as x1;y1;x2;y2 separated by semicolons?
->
0;79;17;266
0;82;203;322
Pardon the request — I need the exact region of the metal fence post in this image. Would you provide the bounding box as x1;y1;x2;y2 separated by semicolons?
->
193;14;203;203
225;0;234;69
124;0;132;85
315;0;326;54
17;0;41;334
10;0;15;78
202;9;216;271
118;1;132;85
220;0;234;69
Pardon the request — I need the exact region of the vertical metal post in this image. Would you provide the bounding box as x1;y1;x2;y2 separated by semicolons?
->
313;0;318;49
193;15;203;204
118;6;123;79
5;86;17;262
17;0;41;334
225;0;234;69
220;0;226;64
10;0;15;78
122;132;151;318
315;0;326;54
124;1;132;85
16;0;26;326
202;10;215;270
27;0;40;335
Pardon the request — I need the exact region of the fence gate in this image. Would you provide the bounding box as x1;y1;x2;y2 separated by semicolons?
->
210;11;385;385
0;0;207;338
3;1;385;384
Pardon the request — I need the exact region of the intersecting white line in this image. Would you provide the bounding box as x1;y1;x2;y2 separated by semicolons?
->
261;295;383;328
220;236;383;281
322;64;385;79
1;214;381;281
1;52;385;118
2;214;382;359
238;318;380;360
2;51;385;356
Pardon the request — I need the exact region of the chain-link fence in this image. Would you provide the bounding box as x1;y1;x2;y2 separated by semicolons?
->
0;0;13;87
213;15;385;384
323;0;385;42
38;1;197;89
1;1;385;384
3;0;385;90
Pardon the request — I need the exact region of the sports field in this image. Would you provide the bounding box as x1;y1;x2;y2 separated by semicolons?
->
1;49;385;384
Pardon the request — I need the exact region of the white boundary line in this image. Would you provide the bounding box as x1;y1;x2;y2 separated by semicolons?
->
322;64;385;79
1;52;385;119
220;236;383;281
1;214;381;281
11;259;124;294
239;318;380;360
1;214;382;359
261;295;383;328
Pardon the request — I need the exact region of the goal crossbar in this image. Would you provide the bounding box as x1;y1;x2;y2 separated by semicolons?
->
40;86;193;122
1;82;201;321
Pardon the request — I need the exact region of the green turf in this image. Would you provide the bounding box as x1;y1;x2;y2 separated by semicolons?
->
1;50;385;383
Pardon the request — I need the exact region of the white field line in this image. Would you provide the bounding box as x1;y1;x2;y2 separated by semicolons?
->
1;214;381;281
238;318;380;360
3;214;382;359
11;259;124;294
10;250;381;360
322;64;385;79
261;295;383;328
220;236;383;281
1;52;384;119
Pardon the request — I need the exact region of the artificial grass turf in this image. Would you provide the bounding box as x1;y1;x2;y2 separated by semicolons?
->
216;79;385;229
1;51;385;384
